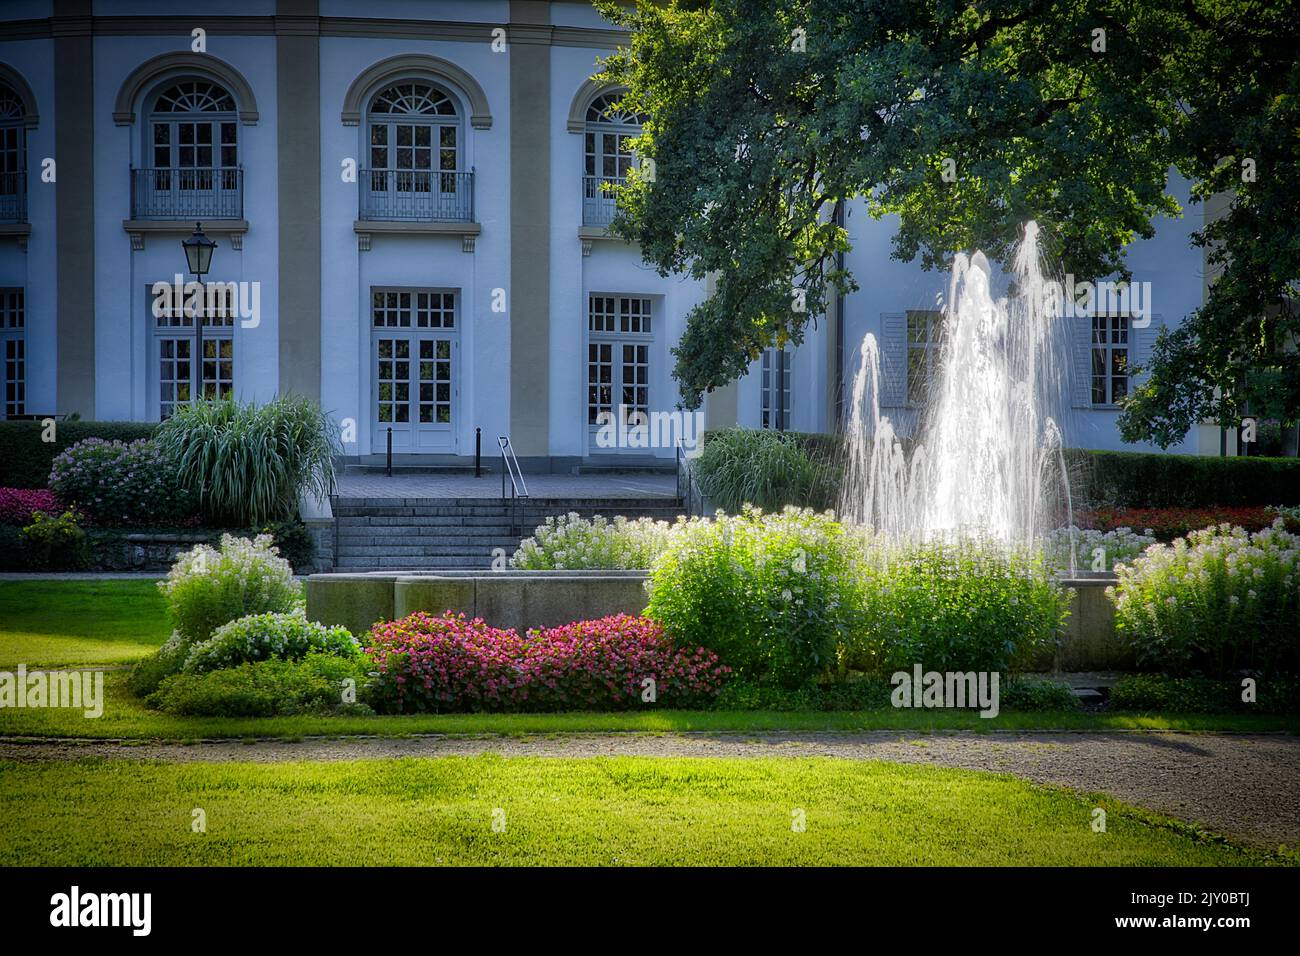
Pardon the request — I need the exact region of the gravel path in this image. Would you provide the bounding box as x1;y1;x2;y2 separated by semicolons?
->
3;732;1297;849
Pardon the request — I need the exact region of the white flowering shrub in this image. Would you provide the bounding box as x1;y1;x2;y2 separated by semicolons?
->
158;534;302;646
1045;526;1157;574
1110;520;1300;676
183;609;358;674
510;513;680;570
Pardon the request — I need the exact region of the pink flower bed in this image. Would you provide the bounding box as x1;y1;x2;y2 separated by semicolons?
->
0;488;62;526
365;611;730;713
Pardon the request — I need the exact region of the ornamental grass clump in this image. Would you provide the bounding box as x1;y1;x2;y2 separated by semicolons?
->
645;506;864;688
1110;519;1300;677
154;396;339;527
364;611;727;713
510;513;679;570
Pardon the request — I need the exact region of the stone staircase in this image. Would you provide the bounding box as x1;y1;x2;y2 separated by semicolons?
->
330;496;686;570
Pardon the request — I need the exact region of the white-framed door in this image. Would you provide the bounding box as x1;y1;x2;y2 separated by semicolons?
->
370;288;459;454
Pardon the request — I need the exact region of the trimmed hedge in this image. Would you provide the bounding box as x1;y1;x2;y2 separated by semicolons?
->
1067;449;1300;508
0;421;159;489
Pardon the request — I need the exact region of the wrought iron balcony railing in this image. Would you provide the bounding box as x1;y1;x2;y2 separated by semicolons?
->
582;174;625;227
0;171;27;223
359;169;474;222
130;167;243;220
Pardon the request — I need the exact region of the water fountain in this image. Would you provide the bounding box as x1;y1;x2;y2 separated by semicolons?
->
841;221;1074;556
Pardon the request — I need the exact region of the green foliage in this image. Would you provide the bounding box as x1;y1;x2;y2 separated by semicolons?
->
49;437;197;525
157;534;302;647
19;511;89;571
126;631;192;698
183;610;358;674
0;421;158;489
511;513;678;570
851;543;1070;675
693;427;839;512
1109;674;1300;715
147;653;371;718
1068;449;1300;508
713;677;891;712
1000;678;1081;713
0;525;25;570
256;519;317;572
646;507;863;687
154;397;339;527
595;0;1192;406
1109;522;1300;677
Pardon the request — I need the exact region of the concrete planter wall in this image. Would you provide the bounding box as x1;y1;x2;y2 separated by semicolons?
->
305;570;1127;672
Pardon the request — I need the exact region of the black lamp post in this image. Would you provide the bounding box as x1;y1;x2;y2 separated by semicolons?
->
181;222;217;402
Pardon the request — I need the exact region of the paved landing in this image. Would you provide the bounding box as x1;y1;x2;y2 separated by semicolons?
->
335;473;679;500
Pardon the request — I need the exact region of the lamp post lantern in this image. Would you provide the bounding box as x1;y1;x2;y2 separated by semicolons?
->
181;222;217;404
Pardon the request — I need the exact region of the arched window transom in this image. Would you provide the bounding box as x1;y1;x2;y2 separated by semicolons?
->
149;79;238;172
364;80;467;220
0;83;26;220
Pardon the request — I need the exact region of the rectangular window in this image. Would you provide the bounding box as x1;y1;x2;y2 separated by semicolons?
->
1;288;25;418
906;310;943;406
1091;314;1129;406
760;347;791;429
588;295;652;427
371;289;456;329
150;282;235;419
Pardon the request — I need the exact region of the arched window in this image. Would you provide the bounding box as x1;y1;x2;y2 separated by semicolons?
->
0;82;25;222
141;79;240;218
364;81;468;221
583;91;646;226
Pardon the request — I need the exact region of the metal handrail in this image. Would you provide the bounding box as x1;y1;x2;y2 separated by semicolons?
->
0;170;27;223
676;440;703;518
498;435;529;536
581;174;625;227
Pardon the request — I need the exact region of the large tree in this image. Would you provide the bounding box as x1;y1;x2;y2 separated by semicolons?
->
594;0;1299;449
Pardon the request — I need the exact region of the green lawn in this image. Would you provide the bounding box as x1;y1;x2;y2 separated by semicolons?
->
1;579;1298;738
0;755;1285;866
0;580;171;668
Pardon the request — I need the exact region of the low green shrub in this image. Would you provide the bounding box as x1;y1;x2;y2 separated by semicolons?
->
20;510;90;570
0;525;23;569
693;428;840;512
1109;674;1300;714
0;420;158;489
183;610;358;674
511;513;678;570
158;534;302;647
256;518;316;572
1000;678;1080;712
154;397;339;527
713;677;892;711
1109;521;1300;677
126;632;192;698
147;653;371;717
646;506;864;688
851;543;1070;675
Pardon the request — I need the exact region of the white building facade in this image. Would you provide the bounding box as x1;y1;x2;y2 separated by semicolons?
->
0;0;1222;471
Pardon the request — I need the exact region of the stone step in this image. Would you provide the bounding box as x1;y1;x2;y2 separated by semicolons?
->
334;555;494;569
335;535;523;548
334;496;682;509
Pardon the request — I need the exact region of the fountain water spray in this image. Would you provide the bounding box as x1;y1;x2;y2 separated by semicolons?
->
841;222;1074;558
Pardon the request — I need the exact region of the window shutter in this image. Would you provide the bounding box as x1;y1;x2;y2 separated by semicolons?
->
1131;314;1163;387
1071;314;1092;409
879;312;907;408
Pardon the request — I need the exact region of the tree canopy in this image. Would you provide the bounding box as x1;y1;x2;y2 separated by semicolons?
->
594;0;1299;448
